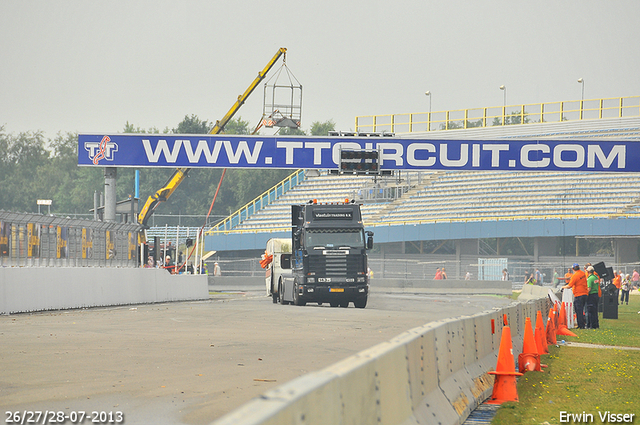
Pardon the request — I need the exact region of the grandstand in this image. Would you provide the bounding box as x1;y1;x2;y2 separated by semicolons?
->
210;115;640;232
202;97;640;280
222;168;640;230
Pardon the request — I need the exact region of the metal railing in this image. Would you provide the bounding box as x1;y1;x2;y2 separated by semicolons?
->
0;210;140;267
145;225;201;246
355;96;640;134
207;169;305;233
204;210;640;236
354;171;425;202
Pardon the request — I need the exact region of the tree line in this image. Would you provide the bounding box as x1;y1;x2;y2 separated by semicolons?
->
0;116;335;227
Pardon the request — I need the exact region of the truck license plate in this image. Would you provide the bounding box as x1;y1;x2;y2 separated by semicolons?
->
330;288;344;293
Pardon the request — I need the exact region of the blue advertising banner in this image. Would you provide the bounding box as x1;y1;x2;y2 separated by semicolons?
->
78;134;638;172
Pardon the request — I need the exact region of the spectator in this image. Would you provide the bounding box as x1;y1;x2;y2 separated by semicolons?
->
613;271;622;289
553;269;560;287
524;271;530;285
441;267;448;279
164;255;175;274
535;268;543;286
621;274;631;305
585;266;600;329
613;271;622;301
434;268;442;280
465;271;472;280
632;269;639;289
585;262;602;299
564;268;574;285
501;268;509;281
526;272;537;286
562;263;588;329
213;262;222;276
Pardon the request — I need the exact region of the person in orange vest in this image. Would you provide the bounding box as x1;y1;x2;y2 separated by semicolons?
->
613;271;622;289
613;270;622;303
564;268;574;285
562;263;589;329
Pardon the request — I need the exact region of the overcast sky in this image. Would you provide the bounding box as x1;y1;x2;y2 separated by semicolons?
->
2;0;639;140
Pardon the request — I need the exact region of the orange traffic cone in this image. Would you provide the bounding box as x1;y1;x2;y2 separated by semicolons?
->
535;310;549;355
518;317;541;373
556;303;577;337
546;310;557;345
487;325;522;404
558;303;567;328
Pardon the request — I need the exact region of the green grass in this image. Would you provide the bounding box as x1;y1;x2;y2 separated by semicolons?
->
491;295;640;425
561;298;640;347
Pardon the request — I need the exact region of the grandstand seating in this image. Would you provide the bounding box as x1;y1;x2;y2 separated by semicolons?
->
377;171;640;223
227;169;640;231
233;173;383;230
207;115;640;233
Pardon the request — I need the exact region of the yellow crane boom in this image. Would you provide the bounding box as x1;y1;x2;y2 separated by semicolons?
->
137;47;287;233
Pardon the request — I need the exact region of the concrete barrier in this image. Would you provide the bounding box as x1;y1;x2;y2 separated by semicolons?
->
410;323;461;425
0;268;209;314
518;284;554;300
211;290;549;425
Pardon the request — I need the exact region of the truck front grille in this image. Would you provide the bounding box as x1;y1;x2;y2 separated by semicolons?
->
308;254;362;277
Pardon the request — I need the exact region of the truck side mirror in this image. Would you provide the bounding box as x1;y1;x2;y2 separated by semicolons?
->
366;231;374;250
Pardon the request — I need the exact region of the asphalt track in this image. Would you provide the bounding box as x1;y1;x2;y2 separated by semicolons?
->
0;289;513;425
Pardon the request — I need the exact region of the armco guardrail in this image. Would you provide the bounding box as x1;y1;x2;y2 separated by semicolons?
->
212;295;550;425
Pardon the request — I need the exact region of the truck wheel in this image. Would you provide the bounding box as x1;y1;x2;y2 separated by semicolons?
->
271;277;278;303
339;301;349;308
354;296;368;309
330;302;338;307
293;285;306;306
278;281;287;305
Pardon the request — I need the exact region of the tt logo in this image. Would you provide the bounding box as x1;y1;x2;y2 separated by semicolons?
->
85;135;119;165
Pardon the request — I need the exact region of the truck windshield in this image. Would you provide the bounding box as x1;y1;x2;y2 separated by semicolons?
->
305;228;364;249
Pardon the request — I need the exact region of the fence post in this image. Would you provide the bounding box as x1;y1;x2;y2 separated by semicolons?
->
619;97;623;118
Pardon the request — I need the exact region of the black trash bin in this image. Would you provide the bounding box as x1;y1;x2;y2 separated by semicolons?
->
602;283;618;319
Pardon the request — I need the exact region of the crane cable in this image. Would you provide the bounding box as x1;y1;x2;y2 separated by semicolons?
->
175;107;269;274
175;168;226;274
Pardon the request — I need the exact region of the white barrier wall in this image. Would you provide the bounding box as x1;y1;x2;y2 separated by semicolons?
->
0;268;209;314
212;295;551;425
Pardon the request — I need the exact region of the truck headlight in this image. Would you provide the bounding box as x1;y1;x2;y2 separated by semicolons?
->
307;277;315;283
357;277;366;282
